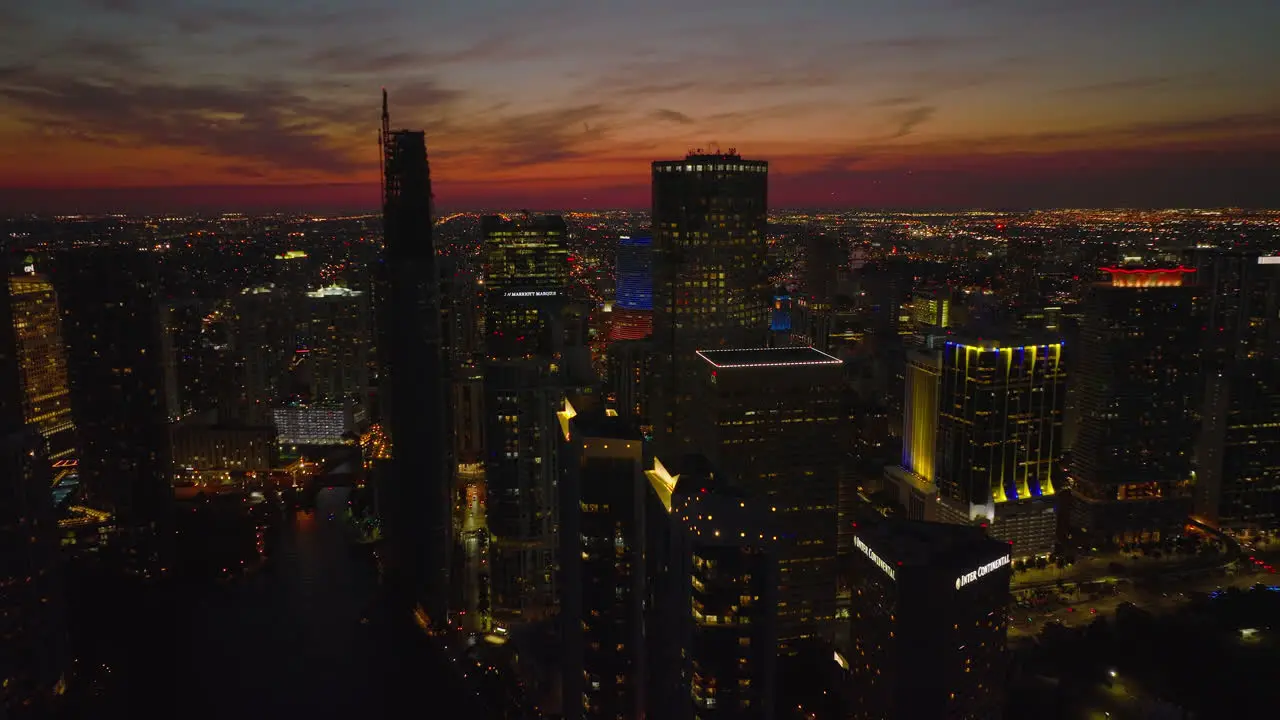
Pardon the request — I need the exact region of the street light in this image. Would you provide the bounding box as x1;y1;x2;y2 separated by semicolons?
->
1108;669;1118;678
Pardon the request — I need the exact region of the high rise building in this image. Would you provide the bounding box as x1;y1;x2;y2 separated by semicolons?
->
1186;250;1280;530
224;284;294;425
51;248;173;562
848;516;1011;719
605;338;653;435
935;339;1065;557
644;454;778;719
882;350;943;521
1069;267;1204;544
375;93;451;624
1;428;69;716
558;401;646;719
304;284;370;406
804;233;840;307
907;287;954;330
481;213;570;360
612;233;653;341
6;266;78;484
1004;223;1045;308
651;151;769;456
480;213;572;622
691;346;847;648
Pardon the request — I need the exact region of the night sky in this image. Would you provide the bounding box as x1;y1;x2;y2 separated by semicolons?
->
2;0;1278;212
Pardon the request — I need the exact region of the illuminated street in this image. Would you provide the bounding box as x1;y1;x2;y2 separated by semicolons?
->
459;465;491;633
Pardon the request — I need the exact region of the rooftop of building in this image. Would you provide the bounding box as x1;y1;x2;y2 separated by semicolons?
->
695;346;842;369
653;151;767;166
943;336;1066;351
854;515;1006;569
305;284;363;299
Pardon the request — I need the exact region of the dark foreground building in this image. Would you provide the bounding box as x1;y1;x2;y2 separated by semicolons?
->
375;93;452;625
848;516;1012;719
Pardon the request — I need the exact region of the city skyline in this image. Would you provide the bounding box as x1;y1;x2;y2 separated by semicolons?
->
2;0;1279;213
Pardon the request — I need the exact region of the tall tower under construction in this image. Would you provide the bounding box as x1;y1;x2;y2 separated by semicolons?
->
376;92;452;626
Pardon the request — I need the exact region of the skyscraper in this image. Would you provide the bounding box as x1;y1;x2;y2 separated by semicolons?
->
651;151;769;456
935;339;1065;557
51;247;173;565
481;213;570;360
605;338;653;435
375;92;451;624
1069;267;1204;544
612;233;653;341
848;516;1011;719
1186;249;1280;530
304;284;370;406
558;401;646;719
6;264;77;484
480;213;572;621
691;346;847;648
644;454;778;719
1;428;69;716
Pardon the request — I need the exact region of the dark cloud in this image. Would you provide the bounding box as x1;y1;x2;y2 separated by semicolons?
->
612;80;699;98
306;47;429;75
889;106;937;139
302;32;553;77
83;0;360;35
1062;76;1172;95
0;67;371;175
81;0;141;10
772;146;1280;210
870;96;921;108
389;79;467;111
57;36;150;72
651;109;695;125
458;105;613;167
944;112;1280;153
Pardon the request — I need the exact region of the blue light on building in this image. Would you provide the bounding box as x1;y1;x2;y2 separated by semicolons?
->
771;295;792;332
616;235;652;310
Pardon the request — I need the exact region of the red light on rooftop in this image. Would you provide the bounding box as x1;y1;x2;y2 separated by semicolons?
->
1100;266;1195;288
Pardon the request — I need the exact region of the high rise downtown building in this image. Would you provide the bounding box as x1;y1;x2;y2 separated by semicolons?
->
374;93;452;627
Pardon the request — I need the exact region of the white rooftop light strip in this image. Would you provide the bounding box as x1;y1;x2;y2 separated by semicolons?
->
695;347;843;369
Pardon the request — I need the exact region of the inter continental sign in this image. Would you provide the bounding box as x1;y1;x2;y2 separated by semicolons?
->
854;536;895;580
955;555;1011;590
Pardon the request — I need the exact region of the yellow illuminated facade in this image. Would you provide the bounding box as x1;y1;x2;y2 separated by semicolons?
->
908;294;951;329
937;341;1064;509
7;273;77;483
902;352;942;483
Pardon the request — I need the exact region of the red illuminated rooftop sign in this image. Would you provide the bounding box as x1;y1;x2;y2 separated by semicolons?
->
1099;266;1195;288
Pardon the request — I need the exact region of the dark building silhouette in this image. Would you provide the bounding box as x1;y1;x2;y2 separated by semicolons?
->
375;93;451;625
848;516;1011;719
690;347;847;649
651;151;769;457
2;254;69;715
50;248;173;567
605;338;653;435
1186;249;1280;530
558;402;646;719
480;213;572;621
1069;266;1204;544
644;454;778;719
1;428;69;716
